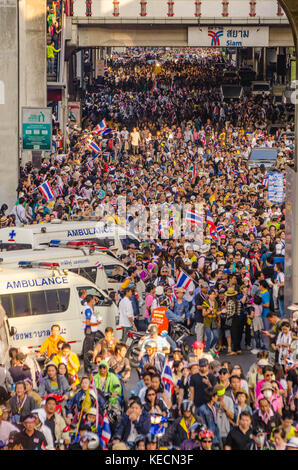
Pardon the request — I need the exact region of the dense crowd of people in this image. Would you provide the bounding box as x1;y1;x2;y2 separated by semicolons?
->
0;47;297;451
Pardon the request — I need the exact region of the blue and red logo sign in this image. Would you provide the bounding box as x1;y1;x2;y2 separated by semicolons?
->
8;230;16;242
208;30;224;46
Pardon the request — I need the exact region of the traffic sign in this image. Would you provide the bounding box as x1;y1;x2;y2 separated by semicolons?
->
22;107;52;150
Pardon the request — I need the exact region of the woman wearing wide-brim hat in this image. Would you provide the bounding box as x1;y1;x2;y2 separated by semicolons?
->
225;288;242;356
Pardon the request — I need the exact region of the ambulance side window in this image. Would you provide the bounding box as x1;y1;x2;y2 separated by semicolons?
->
1;296;12;317
45;290;60;313
58;289;70;311
13;293;30;317
76;287;112;306
31;291;46;315
72;267;97;284
104;265;127;283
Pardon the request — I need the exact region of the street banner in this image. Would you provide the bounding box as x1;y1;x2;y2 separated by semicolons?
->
151;307;169;334
268;172;284;204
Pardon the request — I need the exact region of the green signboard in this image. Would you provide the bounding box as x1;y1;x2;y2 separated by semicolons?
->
22;107;52;150
291;60;296;83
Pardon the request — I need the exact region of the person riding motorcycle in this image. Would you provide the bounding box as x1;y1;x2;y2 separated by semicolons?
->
161;399;203;448
138;324;171;359
180;422;207;450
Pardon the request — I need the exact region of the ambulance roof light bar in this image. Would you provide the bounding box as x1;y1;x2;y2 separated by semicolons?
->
49;240;111;251
49;240;98;248
18;261;60;269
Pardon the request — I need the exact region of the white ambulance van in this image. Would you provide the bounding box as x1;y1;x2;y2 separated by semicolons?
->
0;220;140;255
0;267;121;355
0;300;12;367
0;243;129;294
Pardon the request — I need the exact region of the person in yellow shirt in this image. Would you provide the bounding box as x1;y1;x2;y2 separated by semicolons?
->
52;343;80;386
39;324;66;359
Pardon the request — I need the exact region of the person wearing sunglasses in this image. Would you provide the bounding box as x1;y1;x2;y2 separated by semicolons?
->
198;429;215;450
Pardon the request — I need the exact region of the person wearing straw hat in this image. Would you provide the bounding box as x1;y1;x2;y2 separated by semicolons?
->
225;288;242;356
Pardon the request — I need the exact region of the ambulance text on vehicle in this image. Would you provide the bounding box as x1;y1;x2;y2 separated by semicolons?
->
0;267;121;355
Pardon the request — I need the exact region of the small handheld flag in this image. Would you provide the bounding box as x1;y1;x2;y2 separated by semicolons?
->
38;181;55;202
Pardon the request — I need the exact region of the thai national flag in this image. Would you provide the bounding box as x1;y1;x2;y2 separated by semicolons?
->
95;261;103;269
86;160;94;171
216;225;224;233
206;209;217;232
108;165;115;172
231;169;240;177
93;119;108;135
38;181;55;202
262;174;269;188
88;141;101;155
102;129;115;137
98;412;111;450
174;270;192;290
185;209;203;226
161;360;175;398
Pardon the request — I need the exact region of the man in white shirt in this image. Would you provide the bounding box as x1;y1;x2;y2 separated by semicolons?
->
119;287;137;342
11;197;29;226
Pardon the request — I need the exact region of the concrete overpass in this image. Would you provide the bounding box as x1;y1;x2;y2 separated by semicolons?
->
64;0;293;48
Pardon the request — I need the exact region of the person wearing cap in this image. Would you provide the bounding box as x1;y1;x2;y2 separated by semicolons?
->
189;358;217;410
16;413;47;450
161;399;203;448
224;288;241;355
180;421;203;450
214;384;234;447
139;324;170;358
139;340;166;376
93;359;122;412
192;340;213;364
249;424;275;450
